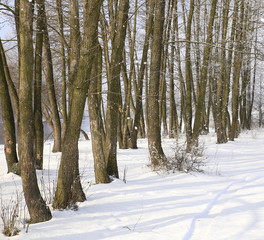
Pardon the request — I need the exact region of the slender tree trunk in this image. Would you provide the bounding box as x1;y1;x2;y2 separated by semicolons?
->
34;0;45;169
185;0;195;151
104;0;129;177
0;42;19;174
224;0;239;139
215;0;230;144
0;40;19;118
130;1;155;149
18;0;51;223
56;0;68;139
148;0;166;168
169;0;179;139
42;2;61;152
174;0;186;135
230;0;247;140
192;0;218;143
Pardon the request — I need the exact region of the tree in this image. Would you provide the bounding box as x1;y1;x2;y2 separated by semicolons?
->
88;41;110;184
53;0;104;209
18;0;51;223
148;0;166;168
192;0;218;143
34;0;45;169
104;0;130;177
42;0;62;152
0;39;19;174
130;0;155;148
184;0;195;151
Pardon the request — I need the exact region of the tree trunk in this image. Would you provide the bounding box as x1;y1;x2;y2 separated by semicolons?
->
56;0;68;139
18;0;51;223
68;0;81;107
0;40;19;118
34;0;45;169
185;0;195;151
42;1;62;152
192;0;218;143
53;0;103;209
169;0;179;139
148;0;166;168
104;0;129;177
0;41;19;174
215;0;230;144
88;42;110;184
130;1;155;149
230;0;247;140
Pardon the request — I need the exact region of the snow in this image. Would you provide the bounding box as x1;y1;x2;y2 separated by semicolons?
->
0;129;264;240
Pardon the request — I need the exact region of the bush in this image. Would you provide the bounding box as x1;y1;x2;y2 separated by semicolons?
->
1;195;21;237
166;141;207;173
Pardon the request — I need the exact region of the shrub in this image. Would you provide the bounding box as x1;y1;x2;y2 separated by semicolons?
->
1;195;21;237
166;141;207;173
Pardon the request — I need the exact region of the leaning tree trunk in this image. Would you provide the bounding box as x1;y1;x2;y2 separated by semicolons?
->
42;2;62;152
0;41;19;174
0;40;19;118
53;0;103;209
56;0;68;139
148;0;166;168
18;0;51;223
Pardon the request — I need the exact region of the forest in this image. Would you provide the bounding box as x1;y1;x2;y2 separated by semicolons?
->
0;0;264;227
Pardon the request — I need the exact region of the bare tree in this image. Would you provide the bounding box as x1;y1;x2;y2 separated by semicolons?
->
18;0;51;223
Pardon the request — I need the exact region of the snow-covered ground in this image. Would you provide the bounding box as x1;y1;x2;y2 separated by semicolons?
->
0;129;264;240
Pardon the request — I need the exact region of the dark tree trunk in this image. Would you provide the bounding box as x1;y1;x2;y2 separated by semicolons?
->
34;0;45;169
0;40;19;174
148;0;166;168
18;0;51;223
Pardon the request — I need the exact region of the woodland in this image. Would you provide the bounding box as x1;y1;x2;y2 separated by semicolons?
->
0;0;263;225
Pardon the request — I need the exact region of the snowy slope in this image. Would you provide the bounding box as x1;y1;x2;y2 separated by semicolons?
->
0;129;264;240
